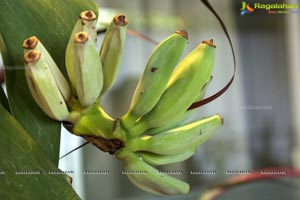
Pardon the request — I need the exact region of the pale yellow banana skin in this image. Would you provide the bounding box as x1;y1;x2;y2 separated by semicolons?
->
80;10;98;44
23;36;71;101
66;10;97;90
99;15;128;95
65;20;82;90
74;32;103;107
24;50;69;121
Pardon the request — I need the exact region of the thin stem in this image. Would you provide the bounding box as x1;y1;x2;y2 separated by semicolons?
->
59;141;89;160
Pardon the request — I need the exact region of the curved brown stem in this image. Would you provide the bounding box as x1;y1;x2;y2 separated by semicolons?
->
199;167;300;200
188;0;236;110
82;135;124;155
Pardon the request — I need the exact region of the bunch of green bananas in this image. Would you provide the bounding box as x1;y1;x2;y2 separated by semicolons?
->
23;10;223;195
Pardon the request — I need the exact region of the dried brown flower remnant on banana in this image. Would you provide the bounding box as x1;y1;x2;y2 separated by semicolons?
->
24;50;41;63
23;36;38;49
114;15;128;26
202;39;216;48
80;10;96;21
74;32;89;43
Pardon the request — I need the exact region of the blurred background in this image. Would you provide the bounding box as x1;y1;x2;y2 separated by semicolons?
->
4;0;295;199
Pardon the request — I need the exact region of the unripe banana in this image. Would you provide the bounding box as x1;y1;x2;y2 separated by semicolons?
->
116;150;190;195
66;10;97;89
24;50;69;121
129;40;216;136
23;36;71;101
128;114;223;155
122;30;188;130
146;75;213;135
73;32;103;107
138;148;196;166
146;109;193;135
99;15;128;95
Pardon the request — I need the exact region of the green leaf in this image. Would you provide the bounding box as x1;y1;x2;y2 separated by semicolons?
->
0;0;98;165
0;104;80;200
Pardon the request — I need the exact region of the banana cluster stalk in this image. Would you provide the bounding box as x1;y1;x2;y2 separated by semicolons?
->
23;9;224;196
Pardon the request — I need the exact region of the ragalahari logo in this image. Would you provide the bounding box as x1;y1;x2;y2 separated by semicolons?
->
240;2;255;16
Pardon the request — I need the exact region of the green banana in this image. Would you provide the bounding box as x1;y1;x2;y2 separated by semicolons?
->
73;31;103;107
146;109;194;135
24;50;69;121
23;36;71;102
116;150;190;195
99;14;128;95
128;114;223;155
65;10;97;90
129;40;216;136
138;148;196;166
122;30;188;130
146;75;213;135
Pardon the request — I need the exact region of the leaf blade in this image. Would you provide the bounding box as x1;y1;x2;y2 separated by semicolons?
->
0;104;80;200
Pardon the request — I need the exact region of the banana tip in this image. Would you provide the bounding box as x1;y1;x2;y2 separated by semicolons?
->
80;10;96;21
175;30;188;40
202;39;216;48
24;50;41;63
23;36;38;49
114;15;128;26
218;115;224;125
75;32;89;43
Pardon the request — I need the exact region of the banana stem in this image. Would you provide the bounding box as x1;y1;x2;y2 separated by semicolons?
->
63;105;131;155
71;104;115;139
